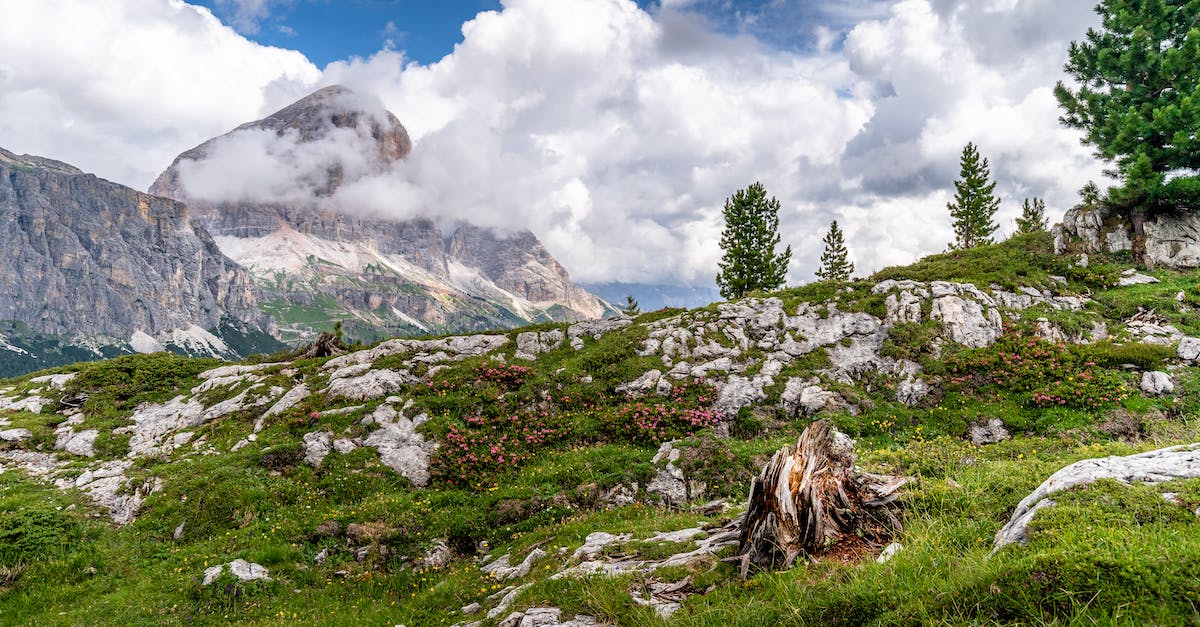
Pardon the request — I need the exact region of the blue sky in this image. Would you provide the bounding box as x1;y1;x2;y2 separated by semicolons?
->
187;0;872;67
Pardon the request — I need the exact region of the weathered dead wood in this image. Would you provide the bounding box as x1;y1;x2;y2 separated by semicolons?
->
735;420;906;576
295;332;347;360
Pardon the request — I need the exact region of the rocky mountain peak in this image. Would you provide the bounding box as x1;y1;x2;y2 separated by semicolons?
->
0;146;83;176
0;146;277;371
149;84;411;201
146;87;611;342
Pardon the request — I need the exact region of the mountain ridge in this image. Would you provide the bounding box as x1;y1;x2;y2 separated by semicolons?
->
149;85;613;342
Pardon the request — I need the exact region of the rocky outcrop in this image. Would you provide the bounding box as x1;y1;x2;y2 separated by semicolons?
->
993;443;1200;550
150;85;609;342
1052;203;1200;269
0;147;272;360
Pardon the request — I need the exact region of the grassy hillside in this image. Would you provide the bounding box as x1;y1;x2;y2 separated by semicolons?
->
3;233;1200;625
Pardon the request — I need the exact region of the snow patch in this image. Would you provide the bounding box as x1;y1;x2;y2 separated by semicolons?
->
159;325;230;357
129;330;164;354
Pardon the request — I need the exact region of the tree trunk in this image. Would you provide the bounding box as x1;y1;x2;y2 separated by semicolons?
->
295;332;347;360
1130;205;1148;268
735;420;905;575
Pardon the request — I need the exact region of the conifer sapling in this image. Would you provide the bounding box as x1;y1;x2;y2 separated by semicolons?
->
815;220;854;282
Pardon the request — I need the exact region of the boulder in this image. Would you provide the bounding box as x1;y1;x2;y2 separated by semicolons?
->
1144;211;1200;268
1117;269;1160;286
302;431;333;467
931;295;1002;348
1179;337;1200;362
326;369;414;401
896;377;928;407
615;370;662;396
515;330;564;360
482;548;547;581
202;559;271;585
647;441;700;507
361;406;435;486
1141;371;1174;396
969;419;1010;446
55;428;99;457
0;428;32;442
713;375;771;417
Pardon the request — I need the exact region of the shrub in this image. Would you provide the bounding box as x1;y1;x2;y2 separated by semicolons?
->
430;410;572;489
0;509;80;567
474;362;532;388
946;331;1129;409
257;442;303;471
602;379;719;445
65;352;219;411
1075;340;1174;370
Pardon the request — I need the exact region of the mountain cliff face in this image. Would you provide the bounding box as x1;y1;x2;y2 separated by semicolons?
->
0;148;278;374
151;85;611;342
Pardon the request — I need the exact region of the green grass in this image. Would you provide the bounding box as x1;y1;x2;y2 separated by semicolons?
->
5;233;1200;624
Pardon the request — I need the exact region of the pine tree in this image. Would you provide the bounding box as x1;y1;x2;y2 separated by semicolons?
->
1056;0;1200;210
716;182;792;300
1015;197;1048;235
815;220;854;282
620;295;640;316
947;142;1001;249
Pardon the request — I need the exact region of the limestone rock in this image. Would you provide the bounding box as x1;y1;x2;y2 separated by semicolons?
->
256;384;309;432
1117;269;1159;286
362;405;435;486
994;443;1200;550
55;460;158;524
616;370;661;396
482;548;547;581
1144;211;1200;268
1179;336;1200;362
567;317;632;343
29;373;76;390
896;377;928;407
498;607;599;627
1140;371;1174;396
0;428;31;442
303;431;333;467
203;559;271;585
647;441;705;507
931;295;1002;348
515;330;564;360
572;532;632;561
969;419;1010;446
713;374;771;417
327;368;414;401
55;428;99;457
419;540;452;570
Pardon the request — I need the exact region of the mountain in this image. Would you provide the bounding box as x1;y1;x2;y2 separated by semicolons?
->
150;85;612;343
0;147;279;376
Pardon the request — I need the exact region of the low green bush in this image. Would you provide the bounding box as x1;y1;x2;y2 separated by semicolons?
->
946;331;1130;410
1075;340;1175;370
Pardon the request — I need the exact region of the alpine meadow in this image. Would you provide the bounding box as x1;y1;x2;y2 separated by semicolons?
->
6;1;1200;626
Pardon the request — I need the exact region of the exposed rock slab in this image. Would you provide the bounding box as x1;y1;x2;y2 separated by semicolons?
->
994;443;1200;550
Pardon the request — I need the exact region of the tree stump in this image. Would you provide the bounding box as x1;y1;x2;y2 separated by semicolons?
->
735;420;906;575
295;332;347;360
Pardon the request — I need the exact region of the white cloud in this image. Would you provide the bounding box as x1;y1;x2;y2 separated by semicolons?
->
0;0;319;188
214;0;285;34
1;0;1108;287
